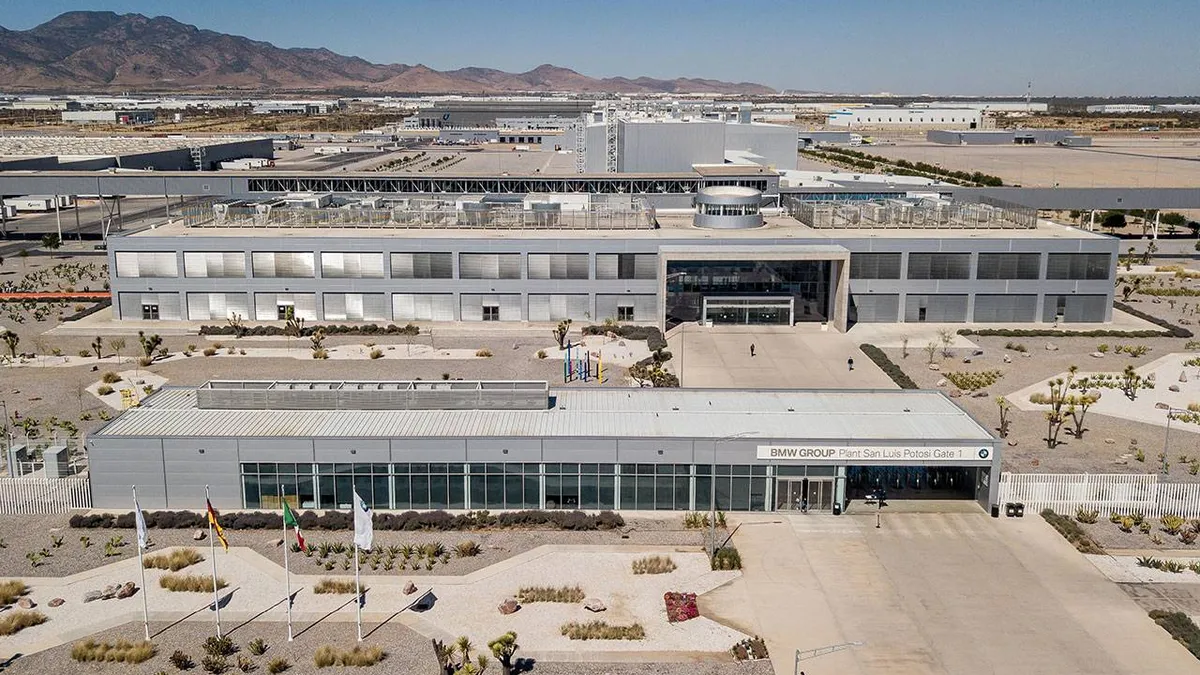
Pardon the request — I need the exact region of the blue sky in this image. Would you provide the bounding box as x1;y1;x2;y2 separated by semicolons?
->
5;0;1199;95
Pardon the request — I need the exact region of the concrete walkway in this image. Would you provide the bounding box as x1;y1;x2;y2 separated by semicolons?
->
729;512;1200;675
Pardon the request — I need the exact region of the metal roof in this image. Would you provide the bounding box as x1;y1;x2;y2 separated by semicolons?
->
94;387;994;443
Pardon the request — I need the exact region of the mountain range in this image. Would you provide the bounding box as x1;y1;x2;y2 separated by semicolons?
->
0;12;776;95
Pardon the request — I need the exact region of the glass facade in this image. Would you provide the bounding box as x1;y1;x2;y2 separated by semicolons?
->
665;260;831;327
240;461;773;512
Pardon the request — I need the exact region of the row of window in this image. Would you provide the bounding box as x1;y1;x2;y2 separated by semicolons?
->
117;251;658;281
240;462;777;512
850;253;1111;281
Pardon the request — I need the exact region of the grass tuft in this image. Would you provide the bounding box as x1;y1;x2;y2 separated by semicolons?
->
631;555;676;575
0;579;28;605
143;548;204;571
313;645;386;668
0;610;47;636
560;621;645;640
160;573;228;593
70;639;156;663
518;585;585;603
313;578;359;594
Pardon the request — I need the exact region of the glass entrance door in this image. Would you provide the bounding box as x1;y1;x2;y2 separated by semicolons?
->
775;478;833;512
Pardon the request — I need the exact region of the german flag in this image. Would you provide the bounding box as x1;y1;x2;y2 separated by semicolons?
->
206;498;229;551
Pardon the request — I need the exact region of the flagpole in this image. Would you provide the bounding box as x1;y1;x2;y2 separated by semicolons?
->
283;489;293;642
354;543;362;642
133;485;150;641
206;485;222;638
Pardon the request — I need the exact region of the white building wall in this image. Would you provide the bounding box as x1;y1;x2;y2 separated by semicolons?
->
827;108;983;128
724;123;797;170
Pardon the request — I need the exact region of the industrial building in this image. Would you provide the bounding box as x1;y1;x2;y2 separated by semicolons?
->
0;136;274;171
84;380;1002;513
61;110;156;125
105;186;1117;329
927;129;1089;146
584;119;798;172
827;107;984;129
415;100;596;129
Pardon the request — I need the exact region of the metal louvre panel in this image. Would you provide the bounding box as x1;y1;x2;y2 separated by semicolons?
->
251;252;275;278
633;295;656;319
186;293;246;321
1047;253;1110;280
906;253;970;280
460;294;483;321
498;255;521;279
118;292;142;318
850;253;901;279
430;294;454;321
851;294;899;322
977;253;1040;280
187;293;212;320
393;253;453;279
116;252;177;278
184;252;245;278
390;253;415;278
392;293;416;319
565;254;590;279
566;294;589;318
973;294;1036;322
253;252;315;278
595;254;618;280
115;252;139;278
155;293;182;320
292;294;317;319
459;254;488;279
254;293;277;321
527;255;551;280
905;294;968;322
324;293;348;320
361;294;387;321
428;253;453;279
632;254;657;280
528;294;550;321
596;294;655;321
499;294;522;320
322;253;384;279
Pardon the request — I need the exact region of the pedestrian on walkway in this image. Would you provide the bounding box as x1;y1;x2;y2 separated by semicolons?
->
847;357;854;371
750;343;756;357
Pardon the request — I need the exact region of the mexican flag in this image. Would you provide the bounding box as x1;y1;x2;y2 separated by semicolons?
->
282;501;306;552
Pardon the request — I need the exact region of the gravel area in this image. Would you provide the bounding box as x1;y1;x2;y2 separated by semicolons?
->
1075;517;1200;552
1086;554;1200;584
0;514;704;578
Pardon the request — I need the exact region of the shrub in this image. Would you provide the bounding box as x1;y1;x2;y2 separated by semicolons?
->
311;349;329;360
71;639;156;663
203;348;217;357
1149;610;1200;659
859;344;917;389
712;546;743;570
944;369;1003;392
1040;509;1106;554
475;348;493;358
1004;341;1028;353
632;555;676;575
454;540;482;557
101;371;122;383
248;638;268;656
138;356;153;367
1074;508;1099;524
518;585;585;603
203;636;237;658
0;579;27;605
202;655;229;674
369;348;383;360
313;645;386;668
266;658;291;674
0;610;47;636
96;385;114;396
536;349;547;359
1162;515;1187;535
143;548;204;571
71;509;624;532
79;349;91;358
313;578;359;594
170;650;195;670
560;621;645;640
161;574;228;593
731;636;770;661
581;324;667;351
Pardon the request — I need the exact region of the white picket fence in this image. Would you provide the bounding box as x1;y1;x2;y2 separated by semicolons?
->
999;473;1200;519
0;473;92;515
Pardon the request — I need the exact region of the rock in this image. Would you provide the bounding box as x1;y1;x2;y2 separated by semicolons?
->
100;584;120;600
193;529;207;541
1002;354;1012;364
116;582;137;599
1147;373;1157;382
1156;402;1171;410
1105;438;1116;445
498;598;520;615
583;598;607;612
1090;352;1105;358
83;591;102;603
972;349;985;356
48;597;64;607
971;391;988;398
1022;352;1032;358
936;378;948;387
1170;385;1181;392
1045;343;1059;351
17;598;35;609
403;581;417;596
1181;372;1189;383
1007;440;1019;447
928;364;941;371
962;357;972;364
948;389;962;398
267;538;284;547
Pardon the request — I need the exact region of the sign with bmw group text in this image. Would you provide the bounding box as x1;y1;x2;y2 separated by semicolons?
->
756;445;992;464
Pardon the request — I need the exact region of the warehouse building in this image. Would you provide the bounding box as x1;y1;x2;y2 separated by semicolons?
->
827;107;984;129
0;136;273;171
416;100;596;129
584;119;798;172
85;380;1002;513
105;190;1117;329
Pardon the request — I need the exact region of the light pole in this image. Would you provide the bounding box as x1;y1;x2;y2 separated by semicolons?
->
710;431;756;558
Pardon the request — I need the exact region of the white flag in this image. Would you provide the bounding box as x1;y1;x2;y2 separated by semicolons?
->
352;490;373;551
134;497;148;550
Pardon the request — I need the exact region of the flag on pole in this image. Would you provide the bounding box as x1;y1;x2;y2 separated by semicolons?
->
352;490;373;551
206;499;229;551
134;495;148;550
282;500;305;552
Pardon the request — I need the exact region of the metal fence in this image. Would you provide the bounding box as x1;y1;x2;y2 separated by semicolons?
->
0;473;92;515
999;473;1200;519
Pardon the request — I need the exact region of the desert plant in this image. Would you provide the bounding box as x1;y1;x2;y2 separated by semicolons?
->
248;638;268;656
1162;514;1187;535
266;658;290;674
203;348;217;357
518;585;585;603
138;331;163;360
101;371;122;383
170;650;196;670
1041;510;1106;554
96;384;115;396
632;555;676;575
144;548;205;571
161;573;228;593
369;348;383;360
236;656;257;673
1140;521;1153;534
202;655;229;674
71;639;156;663
0;610;47;636
560;621;646;640
313;578;359;594
454;540;482;558
1074;508;1099;524
995;397;1012;438
475;348;493;358
91;336;104;359
944;369;1003;392
0;580;28;606
712;546;743;570
923;340;938;364
313;645;385;668
109;338;126;364
536;349;547;359
553;319;573;349
203;636;237;658
312;348;329;360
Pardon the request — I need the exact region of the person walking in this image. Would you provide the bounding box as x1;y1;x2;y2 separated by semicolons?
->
750;343;756;357
847;357;854;371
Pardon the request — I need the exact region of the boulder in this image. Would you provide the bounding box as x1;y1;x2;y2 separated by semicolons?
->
1045;343;1059;351
1181;372;1189;383
1147;373;1157;382
100;584;120;600
583;598;607;613
193;529;207;541
1022;352;1032;358
962;357;972;364
935;378;948;387
1169;385;1181;393
971;391;989;398
1007;440;1019;447
16;598;35;609
48;597;65;608
972;349;985;356
948;389;962;398
1002;354;1012;364
403;581;417;596
498;598;520;615
1090;352;1105;358
83;590;102;603
928;364;941;371
116;582;137;599
1104;438;1116;445
1155;402;1170;410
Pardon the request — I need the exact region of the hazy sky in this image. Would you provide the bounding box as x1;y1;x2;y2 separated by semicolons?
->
6;0;1199;95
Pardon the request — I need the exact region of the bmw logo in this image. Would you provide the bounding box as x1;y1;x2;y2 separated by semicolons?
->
978;448;991;459
442;113;451;121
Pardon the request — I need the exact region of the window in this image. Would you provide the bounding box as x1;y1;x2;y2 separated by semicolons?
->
459;253;521;279
141;304;160;320
596;253;657;280
391;252;452;279
1046;253;1111;280
482;305;500;321
277;304;294;320
906;253;971;280
115;251;178;278
184;252;245;278
617;305;635;321
321;252;384;279
618;464;691;511
977;253;1041;280
527;253;589;279
850;253;901;279
252;252;315;278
